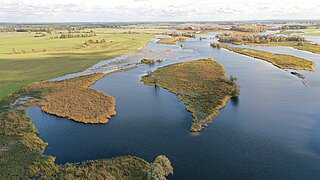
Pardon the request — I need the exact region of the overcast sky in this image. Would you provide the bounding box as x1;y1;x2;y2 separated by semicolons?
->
1;0;319;22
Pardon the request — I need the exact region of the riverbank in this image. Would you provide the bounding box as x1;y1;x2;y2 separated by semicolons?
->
213;44;316;71
233;42;320;55
141;58;239;132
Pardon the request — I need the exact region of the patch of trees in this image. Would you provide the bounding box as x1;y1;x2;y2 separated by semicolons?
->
34;33;46;38
83;39;106;48
12;48;47;54
228;75;240;98
51;32;96;39
282;25;308;30
148;155;173;180
210;42;222;48
230;25;267;32
216;33;305;44
168;32;196;38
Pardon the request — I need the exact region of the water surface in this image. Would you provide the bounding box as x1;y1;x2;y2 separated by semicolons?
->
28;34;320;179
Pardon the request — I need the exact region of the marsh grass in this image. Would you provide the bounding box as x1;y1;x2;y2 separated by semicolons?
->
142;58;239;132
157;36;188;44
23;73;116;124
216;44;316;71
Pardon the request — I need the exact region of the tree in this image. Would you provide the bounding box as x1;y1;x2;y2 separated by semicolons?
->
148;155;173;180
229;75;240;97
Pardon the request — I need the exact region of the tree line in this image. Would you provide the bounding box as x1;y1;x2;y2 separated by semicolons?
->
216;33;305;44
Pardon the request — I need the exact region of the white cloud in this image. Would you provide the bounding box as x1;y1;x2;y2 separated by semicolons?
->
0;0;319;22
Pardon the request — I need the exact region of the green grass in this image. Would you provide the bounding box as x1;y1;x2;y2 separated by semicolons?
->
0;29;154;100
219;44;316;71
142;58;239;132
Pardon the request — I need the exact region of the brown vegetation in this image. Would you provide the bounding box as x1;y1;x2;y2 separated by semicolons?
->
157;36;188;44
24;73;116;124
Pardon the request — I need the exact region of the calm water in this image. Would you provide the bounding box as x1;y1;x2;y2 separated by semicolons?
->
28;34;320;179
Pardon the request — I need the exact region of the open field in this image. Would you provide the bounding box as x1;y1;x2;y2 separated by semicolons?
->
215;44;316;71
0;29;154;100
142;58;239;132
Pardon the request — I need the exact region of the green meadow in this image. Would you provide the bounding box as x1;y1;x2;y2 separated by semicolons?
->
0;29;154;100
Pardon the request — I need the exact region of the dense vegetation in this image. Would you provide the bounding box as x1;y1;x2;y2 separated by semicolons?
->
142;58;239;132
217;33;305;44
212;43;316;71
0;28;154;100
0;74;173;179
140;59;163;65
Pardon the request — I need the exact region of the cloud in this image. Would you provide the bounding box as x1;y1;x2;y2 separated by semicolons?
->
0;0;319;22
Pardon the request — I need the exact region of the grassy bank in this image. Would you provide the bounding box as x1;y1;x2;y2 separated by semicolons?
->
233;41;320;55
215;44;316;71
157;36;188;44
141;58;239;132
0;29;154;100
0;73;173;179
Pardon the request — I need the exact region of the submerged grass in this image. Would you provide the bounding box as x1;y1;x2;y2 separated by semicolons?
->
142;58;239;132
217;44;316;71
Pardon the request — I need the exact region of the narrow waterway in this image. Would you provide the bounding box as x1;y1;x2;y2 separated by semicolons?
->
28;34;320;179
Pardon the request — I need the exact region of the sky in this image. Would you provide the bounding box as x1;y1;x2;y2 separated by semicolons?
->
0;0;320;22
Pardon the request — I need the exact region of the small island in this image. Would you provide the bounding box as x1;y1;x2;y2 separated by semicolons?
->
24;73;116;124
211;43;316;71
142;58;240;132
141;58;163;65
157;36;188;44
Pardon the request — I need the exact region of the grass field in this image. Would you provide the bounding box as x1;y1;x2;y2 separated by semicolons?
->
0;29;154;100
142;58;239;132
217;44;316;71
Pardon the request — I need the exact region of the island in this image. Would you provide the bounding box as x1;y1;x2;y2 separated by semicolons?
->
211;43;316;71
24;73;116;124
141;58;164;65
141;58;240;132
157;36;188;44
216;33;320;55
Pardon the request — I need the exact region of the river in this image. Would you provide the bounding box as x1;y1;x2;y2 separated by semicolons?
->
27;33;320;179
